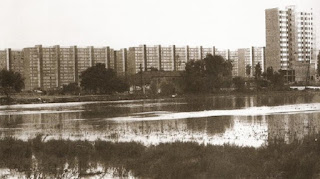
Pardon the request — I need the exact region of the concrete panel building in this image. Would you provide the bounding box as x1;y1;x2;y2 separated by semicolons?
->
41;45;60;89
23;45;42;90
252;47;265;72
127;45;145;74
146;45;161;70
9;50;25;75
238;48;252;77
237;47;265;77
215;49;229;60
4;45;116;90
202;47;215;58
59;46;78;86
188;46;202;61
127;45;217;73
160;46;174;71
115;48;127;76
0;43;269;90
0;49;24;74
76;47;93;80
229;50;239;76
0;50;7;70
174;46;188;71
265;6;316;82
251;47;265;76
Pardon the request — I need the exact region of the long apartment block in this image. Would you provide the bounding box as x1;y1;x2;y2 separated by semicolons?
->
0;44;266;90
127;45;265;77
0;45;128;90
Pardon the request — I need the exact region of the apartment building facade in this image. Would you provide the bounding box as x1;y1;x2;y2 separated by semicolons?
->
265;6;316;82
127;45;219;73
229;50;239;77
0;45;119;90
114;48;127;76
235;47;265;77
1;44;268;90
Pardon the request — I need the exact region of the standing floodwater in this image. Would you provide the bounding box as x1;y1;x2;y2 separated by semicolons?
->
1;93;320;178
1;93;320;147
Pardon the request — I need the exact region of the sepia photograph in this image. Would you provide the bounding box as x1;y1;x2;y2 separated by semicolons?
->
0;0;320;178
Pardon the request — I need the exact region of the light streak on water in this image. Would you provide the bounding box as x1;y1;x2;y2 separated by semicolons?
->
107;103;320;121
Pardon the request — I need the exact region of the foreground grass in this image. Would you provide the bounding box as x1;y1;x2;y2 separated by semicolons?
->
0;135;320;178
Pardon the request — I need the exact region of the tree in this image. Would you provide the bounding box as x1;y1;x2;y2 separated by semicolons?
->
265;67;274;81
61;82;80;95
261;67;285;90
223;60;233;77
246;65;251;77
149;67;158;71
80;63;129;94
111;77;129;93
183;54;233;93
254;63;262;79
204;54;233;90
160;81;176;95
0;69;24;98
272;71;285;90
232;77;245;91
184;60;206;93
317;51;320;76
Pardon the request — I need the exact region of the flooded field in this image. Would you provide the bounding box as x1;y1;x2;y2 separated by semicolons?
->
1;93;320;178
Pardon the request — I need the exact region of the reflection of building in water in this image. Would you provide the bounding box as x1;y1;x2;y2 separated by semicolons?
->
0;112;82;140
244;96;255;108
1;102;320;148
0;112;235;146
0;110;272;147
267;113;320;144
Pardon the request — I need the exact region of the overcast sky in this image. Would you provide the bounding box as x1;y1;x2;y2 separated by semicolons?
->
0;0;319;50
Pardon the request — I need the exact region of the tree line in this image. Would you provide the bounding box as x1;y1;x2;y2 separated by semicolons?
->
183;54;233;93
4;51;320;98
0;63;129;100
183;54;286;93
0;70;24;102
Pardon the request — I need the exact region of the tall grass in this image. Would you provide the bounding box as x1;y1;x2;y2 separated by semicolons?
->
0;135;320;178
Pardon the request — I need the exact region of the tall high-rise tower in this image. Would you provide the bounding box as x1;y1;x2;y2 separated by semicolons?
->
265;6;316;82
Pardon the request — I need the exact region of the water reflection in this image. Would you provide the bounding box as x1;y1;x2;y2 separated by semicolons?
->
1;110;320;147
1;93;320;178
268;113;320;144
1;94;320;147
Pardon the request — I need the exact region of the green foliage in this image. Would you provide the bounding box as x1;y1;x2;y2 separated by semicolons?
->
80;63;129;94
0;69;24;98
184;54;233;93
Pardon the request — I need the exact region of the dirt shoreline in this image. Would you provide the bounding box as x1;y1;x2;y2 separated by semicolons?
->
1;90;319;105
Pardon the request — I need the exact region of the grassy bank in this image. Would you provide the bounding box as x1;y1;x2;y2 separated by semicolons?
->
1;135;320;178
